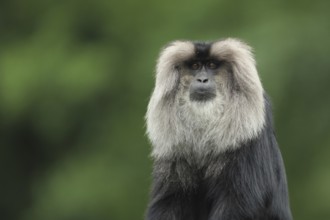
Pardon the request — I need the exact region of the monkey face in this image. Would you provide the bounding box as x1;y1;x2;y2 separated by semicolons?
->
177;42;229;104
181;59;226;102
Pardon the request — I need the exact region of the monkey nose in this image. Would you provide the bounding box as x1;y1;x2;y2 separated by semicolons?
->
197;77;209;83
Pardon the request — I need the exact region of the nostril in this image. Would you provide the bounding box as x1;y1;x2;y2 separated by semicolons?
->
197;78;209;83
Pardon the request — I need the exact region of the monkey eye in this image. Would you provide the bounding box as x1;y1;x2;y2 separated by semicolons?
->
190;62;201;70
207;61;218;69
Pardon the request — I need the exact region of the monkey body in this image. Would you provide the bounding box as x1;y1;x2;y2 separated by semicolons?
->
145;39;292;220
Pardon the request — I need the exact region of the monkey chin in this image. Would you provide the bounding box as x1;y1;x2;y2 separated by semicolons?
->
186;94;224;119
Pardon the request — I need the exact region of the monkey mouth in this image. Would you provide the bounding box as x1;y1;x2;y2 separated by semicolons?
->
190;90;216;102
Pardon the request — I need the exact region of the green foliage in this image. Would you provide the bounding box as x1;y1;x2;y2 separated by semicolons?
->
0;0;330;219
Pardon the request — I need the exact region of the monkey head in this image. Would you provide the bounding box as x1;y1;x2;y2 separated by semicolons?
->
146;39;265;158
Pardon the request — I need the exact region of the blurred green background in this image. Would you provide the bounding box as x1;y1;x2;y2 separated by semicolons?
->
1;0;330;220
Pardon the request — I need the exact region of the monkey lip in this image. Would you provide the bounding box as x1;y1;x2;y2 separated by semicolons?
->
190;90;216;102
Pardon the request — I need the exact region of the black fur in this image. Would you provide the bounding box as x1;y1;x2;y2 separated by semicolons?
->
146;96;292;220
188;42;214;65
194;42;211;58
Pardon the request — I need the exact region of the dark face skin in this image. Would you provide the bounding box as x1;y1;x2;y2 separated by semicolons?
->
185;58;221;101
182;42;223;102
